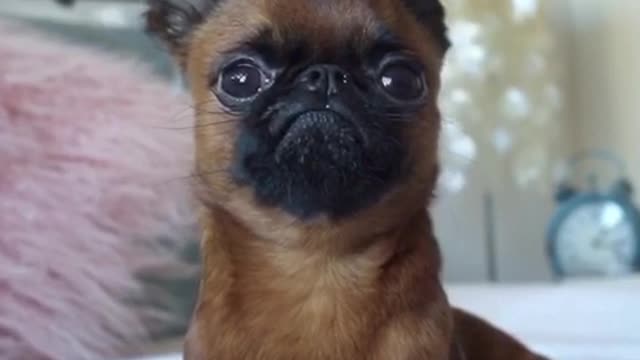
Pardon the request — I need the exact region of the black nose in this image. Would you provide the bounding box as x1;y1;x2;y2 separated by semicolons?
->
296;64;349;95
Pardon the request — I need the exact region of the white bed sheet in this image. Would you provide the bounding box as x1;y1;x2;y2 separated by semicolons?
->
125;277;640;360
446;277;640;360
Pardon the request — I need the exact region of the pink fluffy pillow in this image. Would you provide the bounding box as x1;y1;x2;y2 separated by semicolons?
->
0;20;196;360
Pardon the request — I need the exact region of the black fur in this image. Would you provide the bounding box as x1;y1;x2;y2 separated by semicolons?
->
221;30;423;219
402;0;451;51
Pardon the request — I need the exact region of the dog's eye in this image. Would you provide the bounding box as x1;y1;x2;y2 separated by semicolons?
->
218;61;265;99
378;63;425;101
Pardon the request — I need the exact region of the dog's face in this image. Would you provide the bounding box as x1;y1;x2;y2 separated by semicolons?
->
147;0;448;237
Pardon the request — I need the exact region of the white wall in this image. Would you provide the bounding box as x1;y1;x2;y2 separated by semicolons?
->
436;0;573;283
439;0;640;283
562;0;640;195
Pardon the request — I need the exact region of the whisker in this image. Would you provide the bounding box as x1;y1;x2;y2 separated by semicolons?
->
192;169;230;178
151;168;230;186
278;217;301;232
152;119;237;130
153;98;237;125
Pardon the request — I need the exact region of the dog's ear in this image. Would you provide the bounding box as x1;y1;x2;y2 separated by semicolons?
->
145;0;218;54
402;0;450;52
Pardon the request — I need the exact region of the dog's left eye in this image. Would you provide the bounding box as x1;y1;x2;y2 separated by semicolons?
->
378;63;426;101
218;61;266;99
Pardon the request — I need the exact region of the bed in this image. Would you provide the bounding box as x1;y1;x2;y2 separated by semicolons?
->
447;277;640;360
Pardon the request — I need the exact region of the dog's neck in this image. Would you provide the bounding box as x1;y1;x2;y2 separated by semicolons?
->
189;205;447;358
198;205;441;315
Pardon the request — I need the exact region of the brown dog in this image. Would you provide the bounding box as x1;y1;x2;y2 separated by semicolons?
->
146;0;550;359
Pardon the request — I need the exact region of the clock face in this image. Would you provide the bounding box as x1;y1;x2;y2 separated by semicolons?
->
555;200;638;276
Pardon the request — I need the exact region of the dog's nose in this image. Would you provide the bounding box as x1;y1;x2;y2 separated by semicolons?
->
296;64;349;95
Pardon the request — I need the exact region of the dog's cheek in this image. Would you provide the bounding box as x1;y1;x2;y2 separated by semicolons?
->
407;113;439;162
193;106;239;199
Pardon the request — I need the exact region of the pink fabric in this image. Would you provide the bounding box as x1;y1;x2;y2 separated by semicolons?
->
0;21;195;360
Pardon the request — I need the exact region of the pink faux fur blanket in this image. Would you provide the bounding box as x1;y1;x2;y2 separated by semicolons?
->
0;21;196;360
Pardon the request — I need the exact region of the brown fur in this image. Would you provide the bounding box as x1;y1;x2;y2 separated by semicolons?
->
157;0;551;358
453;310;550;360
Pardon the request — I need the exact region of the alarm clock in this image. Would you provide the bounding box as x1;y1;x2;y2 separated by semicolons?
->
547;150;640;278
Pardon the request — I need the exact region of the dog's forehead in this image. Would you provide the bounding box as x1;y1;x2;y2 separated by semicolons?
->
190;0;447;69
259;0;381;43
262;0;374;21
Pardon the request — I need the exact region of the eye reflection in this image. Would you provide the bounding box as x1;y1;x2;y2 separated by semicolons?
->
219;62;264;99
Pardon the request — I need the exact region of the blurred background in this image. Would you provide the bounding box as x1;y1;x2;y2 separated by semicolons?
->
436;0;640;283
0;0;638;359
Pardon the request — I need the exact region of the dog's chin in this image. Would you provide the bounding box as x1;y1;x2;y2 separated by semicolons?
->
274;111;363;167
232;111;406;219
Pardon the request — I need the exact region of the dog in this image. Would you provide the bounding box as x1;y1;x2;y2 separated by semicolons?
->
146;0;550;359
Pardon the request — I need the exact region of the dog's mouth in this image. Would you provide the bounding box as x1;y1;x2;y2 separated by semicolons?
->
233;107;406;219
273;110;363;164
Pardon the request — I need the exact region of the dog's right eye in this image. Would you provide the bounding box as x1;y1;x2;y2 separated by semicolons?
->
378;62;425;101
217;61;266;100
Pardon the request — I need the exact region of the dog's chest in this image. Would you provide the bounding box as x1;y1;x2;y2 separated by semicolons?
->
193;283;383;359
